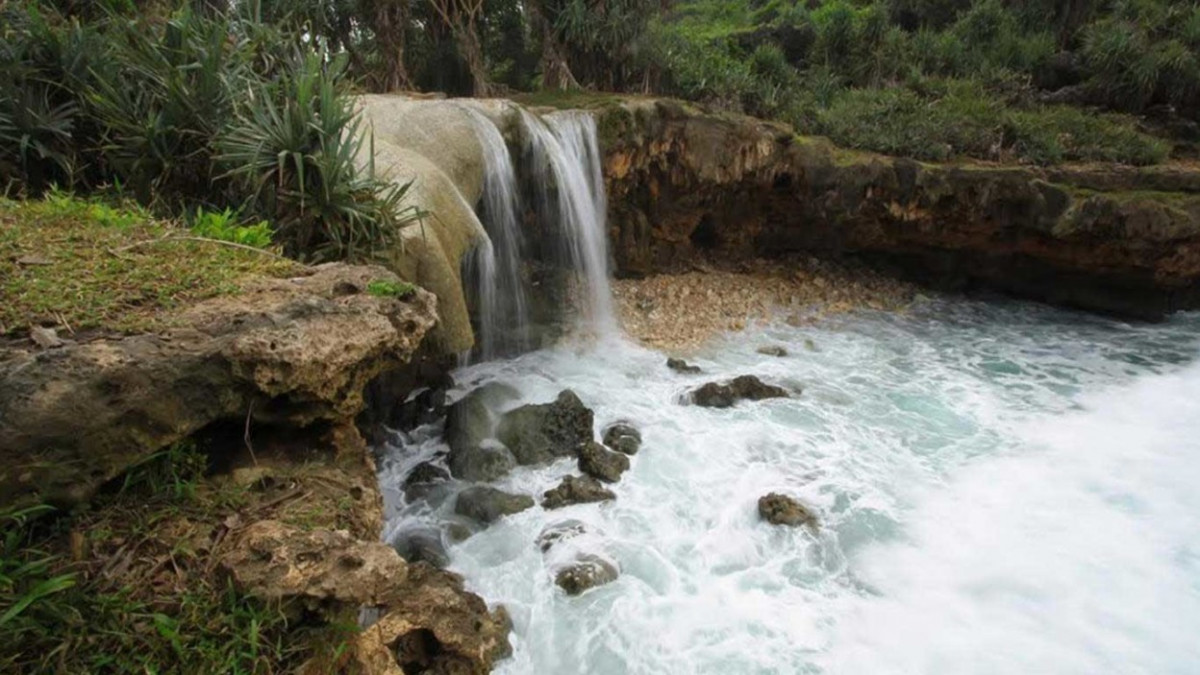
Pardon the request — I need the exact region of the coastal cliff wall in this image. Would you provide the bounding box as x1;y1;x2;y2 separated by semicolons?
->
594;98;1200;319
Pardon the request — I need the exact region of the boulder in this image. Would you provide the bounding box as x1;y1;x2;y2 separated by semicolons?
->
555;554;619;596
447;443;517;483
577;441;630;483
757;492;818;528
496;390;594;465
403;460;452;501
542;475;616;509
756;345;788;357
536;520;589;553
666;357;702;374
390;526;450;569
355;562;513;675
455;486;535;524
445;382;520;481
689;375;790;408
601;421;642;455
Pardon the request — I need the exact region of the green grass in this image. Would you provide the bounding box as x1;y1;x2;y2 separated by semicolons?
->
0;441;362;673
0;194;300;337
366;278;418;299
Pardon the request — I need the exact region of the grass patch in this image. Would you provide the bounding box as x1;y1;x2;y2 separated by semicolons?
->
0;439;366;673
0;194;300;338
366;279;417;299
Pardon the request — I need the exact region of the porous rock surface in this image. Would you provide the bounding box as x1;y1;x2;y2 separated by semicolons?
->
0;263;438;508
689;375;790;408
542;474;616;509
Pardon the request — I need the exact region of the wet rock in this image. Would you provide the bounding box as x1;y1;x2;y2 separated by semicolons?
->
689;375;790;408
454;486;534;524
555;554;619;596
542;475;616;509
390;526;450;569
496;390;594;465
403;460;450;501
756;345;788;357
577;441;630;483
445;382;520;481
601;421;642;455
447;442;517;483
355;562;512;675
536;520;589;553
393;386;447;431
222;520;408;606
666;357;702;374
757;492;818;528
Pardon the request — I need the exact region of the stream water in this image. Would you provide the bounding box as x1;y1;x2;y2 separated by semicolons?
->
378;297;1200;674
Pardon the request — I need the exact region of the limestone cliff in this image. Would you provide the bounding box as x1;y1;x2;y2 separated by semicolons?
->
594;98;1200;319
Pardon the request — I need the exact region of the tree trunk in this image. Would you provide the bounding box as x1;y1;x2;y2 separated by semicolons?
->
376;0;414;92
454;23;492;96
530;0;579;90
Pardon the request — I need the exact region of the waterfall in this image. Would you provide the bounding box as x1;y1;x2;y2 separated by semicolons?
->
521;110;616;336
460;106;530;360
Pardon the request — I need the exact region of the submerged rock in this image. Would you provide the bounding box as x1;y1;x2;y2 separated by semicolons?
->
757;492;818;528
455;486;534;524
355;562;513;675
577;441;630;483
390;526;450;569
555;554;619;596
666;357;702;374
689;375;790;408
536;520;590;553
756;345;789;357
496;390;594;465
542;475;616;509
601;421;642;455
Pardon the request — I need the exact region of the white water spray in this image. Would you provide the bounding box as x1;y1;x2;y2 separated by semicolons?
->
521;110;616;335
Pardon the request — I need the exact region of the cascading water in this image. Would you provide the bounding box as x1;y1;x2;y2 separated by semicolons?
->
521;110;616;335
460;105;530;360
377;296;1200;673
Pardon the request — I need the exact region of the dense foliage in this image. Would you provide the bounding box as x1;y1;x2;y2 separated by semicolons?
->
0;1;422;260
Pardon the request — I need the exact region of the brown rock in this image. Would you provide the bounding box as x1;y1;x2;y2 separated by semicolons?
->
690;375;790;408
542;475;616;509
577;441;630;483
355;563;513;675
757;493;818;528
555;554;619;596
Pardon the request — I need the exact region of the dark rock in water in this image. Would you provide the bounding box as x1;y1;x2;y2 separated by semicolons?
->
496;390;594;465
455;486;534;524
666;357;702;374
536;519;589;553
601;422;642;455
757;492;818;527
403;460;451;501
448;443;517;483
690;375;790;408
444;382;521;482
577;441;630;483
756;345;789;357
390;526;450;568
393;386;448;431
555;554;619;595
542;475;616;509
445;522;473;543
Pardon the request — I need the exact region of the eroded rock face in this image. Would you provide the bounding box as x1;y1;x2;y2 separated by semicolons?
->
496;390;594;465
355;563;513;675
542;475;616;509
555;554;619;596
0;264;438;508
222;520;409;606
455;486;535;524
602;422;642;455
690;375;790;408
758;492;818;528
577;441;630;483
596;98;1200;319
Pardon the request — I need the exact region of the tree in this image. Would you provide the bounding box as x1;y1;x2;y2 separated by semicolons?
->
428;0;491;95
